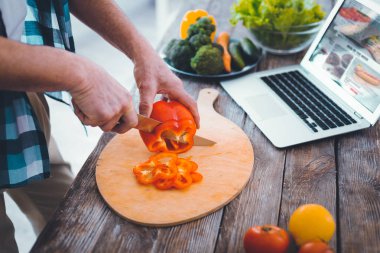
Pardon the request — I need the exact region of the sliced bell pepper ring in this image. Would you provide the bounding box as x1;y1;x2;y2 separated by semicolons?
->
175;158;196;172
139;101;197;154
182;156;198;172
133;152;202;190
154;177;175;190
173;171;193;189
150;152;178;165
133;160;156;185
134;153;178;184
153;164;177;181
150;153;178;181
188;160;198;172
173;158;193;189
190;172;203;183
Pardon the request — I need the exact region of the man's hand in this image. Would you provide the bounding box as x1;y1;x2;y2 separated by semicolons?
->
0;37;137;133
69;0;200;128
70;58;138;133
134;49;200;128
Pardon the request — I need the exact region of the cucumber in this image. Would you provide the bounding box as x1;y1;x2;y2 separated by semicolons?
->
240;37;260;63
228;42;246;71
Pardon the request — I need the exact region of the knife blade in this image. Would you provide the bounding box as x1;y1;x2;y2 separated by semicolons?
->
136;114;161;133
136;114;216;146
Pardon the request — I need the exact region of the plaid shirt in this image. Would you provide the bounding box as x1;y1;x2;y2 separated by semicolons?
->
0;0;75;189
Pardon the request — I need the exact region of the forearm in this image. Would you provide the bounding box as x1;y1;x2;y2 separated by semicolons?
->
0;37;84;93
69;0;200;125
69;0;155;63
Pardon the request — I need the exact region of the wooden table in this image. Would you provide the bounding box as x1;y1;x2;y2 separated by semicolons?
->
32;0;380;252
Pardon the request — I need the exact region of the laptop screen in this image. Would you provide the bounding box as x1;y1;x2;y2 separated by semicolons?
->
309;0;380;113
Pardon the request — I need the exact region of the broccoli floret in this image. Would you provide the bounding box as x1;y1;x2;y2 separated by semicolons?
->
190;45;224;75
212;43;224;54
164;39;195;71
187;17;215;39
163;39;177;56
188;33;212;51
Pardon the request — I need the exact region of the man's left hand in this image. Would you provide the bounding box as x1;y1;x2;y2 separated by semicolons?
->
134;50;200;128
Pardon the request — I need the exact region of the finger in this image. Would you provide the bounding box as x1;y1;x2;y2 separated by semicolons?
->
112;108;138;134
168;88;200;128
139;86;156;117
72;100;99;127
72;101;85;122
80;113;103;127
99;113;123;132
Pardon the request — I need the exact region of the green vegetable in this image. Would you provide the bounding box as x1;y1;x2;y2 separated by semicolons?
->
230;0;325;30
230;0;325;50
190;45;224;75
240;37;260;63
187;17;216;39
228;42;246;71
212;43;224;54
189;33;212;51
164;39;195;71
163;39;177;56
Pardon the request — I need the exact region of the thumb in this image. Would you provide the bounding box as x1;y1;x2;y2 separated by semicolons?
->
139;88;156;117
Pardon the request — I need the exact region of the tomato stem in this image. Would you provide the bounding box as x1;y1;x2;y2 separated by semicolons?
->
262;226;272;232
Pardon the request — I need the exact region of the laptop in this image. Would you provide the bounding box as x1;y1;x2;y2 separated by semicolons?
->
221;0;380;148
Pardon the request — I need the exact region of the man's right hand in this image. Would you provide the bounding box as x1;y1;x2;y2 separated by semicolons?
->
69;58;138;134
0;38;137;134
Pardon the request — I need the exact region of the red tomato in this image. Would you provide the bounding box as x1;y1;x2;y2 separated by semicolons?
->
298;241;334;253
243;225;290;253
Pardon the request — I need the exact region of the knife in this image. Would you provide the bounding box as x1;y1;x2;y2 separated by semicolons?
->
136;114;216;146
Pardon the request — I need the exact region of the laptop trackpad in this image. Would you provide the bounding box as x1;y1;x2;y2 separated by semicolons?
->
246;95;288;121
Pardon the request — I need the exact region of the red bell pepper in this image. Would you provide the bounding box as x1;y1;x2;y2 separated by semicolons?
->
139;100;196;154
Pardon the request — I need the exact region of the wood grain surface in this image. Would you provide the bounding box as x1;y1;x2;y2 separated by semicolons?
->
96;88;254;226
31;0;380;252
338;127;380;253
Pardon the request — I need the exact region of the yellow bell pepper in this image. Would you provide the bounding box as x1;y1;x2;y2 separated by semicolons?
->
180;9;217;41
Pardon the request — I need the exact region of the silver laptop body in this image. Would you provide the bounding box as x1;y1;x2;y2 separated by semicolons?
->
222;0;380;148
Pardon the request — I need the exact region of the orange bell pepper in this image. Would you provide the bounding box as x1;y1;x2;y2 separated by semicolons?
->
139;101;196;154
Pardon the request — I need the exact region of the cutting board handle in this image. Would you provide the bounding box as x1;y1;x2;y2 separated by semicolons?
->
197;88;219;109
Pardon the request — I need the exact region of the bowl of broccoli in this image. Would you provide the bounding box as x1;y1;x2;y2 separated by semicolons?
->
162;16;262;79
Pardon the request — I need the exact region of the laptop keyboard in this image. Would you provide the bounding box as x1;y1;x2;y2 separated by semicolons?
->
261;71;357;133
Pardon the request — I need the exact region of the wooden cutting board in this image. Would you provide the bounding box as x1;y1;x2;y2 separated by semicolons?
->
96;88;254;227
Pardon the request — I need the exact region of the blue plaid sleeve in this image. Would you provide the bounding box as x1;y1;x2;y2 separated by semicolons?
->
0;0;75;189
0;92;50;188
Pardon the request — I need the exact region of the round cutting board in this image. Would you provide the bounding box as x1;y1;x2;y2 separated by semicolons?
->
96;88;254;227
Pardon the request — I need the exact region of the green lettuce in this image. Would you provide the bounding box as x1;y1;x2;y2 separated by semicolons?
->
230;0;325;51
230;0;325;32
